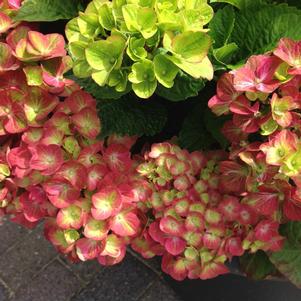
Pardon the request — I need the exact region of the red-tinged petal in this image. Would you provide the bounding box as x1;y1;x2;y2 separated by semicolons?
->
56;204;83;230
203;233;221;250
208;95;231;116
6;25;31;50
56;161;87;190
225;237;244;256
238;204;258;226
242;191;279;216
160;216;185;236
7;146;31;169
219;160;248;194
107;134;138;150
170;258;188;281
149;220;167;244
98;247;126;266
86;163;108;191
26;31;66;59
254;220;279;242
222;120;248;143
174;174;191;191
230;95;259;115
233;113;259;133
233;55;281;93
0;42;20;72
103;143;132;173
148;142;171;159
71;107;101;139
0;12;12;34
199;262;229;280
218;196;240;221
190;151;207;174
283;199;301;221
84;217;109;241
22;127;43;144
78;142;103;167
274;38;301;68
111;210;140;237
24;87;59;122
100;234;125;257
260;130;298;166
65;90;96;114
43;179;80;209
91;187;122;220
29;144;64;175
44;112;71;135
173;198;190;217
185;212;204;232
76;238;104;261
164;236;186;256
40;127;64;146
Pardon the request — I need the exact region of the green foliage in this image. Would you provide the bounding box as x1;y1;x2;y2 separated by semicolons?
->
270;222;301;288
240;251;277;280
156;72;205;102
66;0;214;99
209;1;301;66
14;0;83;21
72;77;131;100
179;102;228;151
98;96;168;138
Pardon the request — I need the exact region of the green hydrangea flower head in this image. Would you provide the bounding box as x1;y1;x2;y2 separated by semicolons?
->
66;0;214;98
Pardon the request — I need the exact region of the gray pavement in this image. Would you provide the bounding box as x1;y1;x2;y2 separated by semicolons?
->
0;219;181;301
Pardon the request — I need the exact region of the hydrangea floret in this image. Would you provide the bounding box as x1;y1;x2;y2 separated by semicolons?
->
66;0;214;98
209;37;301;223
132;142;284;280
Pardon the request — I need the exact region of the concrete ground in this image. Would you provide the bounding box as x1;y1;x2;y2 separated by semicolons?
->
0;218;181;301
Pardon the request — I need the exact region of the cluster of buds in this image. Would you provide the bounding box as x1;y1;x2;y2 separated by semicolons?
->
132;143;284;281
209;37;301;222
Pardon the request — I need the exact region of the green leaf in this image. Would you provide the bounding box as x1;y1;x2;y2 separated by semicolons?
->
270;222;301;288
72;77;131;100
155;72;205;101
213;43;239;65
14;0;83;22
209;6;236;48
179;104;214;151
240;251;277;281
203;108;229;149
98;96;167;137
209;0;265;9
229;4;301;60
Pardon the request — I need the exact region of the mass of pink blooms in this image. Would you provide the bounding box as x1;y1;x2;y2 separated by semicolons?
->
208;37;301;223
1;3;301;282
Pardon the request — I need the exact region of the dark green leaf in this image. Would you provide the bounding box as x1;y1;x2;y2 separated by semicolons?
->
179;104;215;152
240;251;277;280
204;108;229;149
209;6;236;48
229;4;301;60
73;77;131;100
14;0;83;22
270;222;301;288
98;96;167;137
156;72;205;102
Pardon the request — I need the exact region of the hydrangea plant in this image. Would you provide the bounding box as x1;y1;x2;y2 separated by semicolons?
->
66;0;214;98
